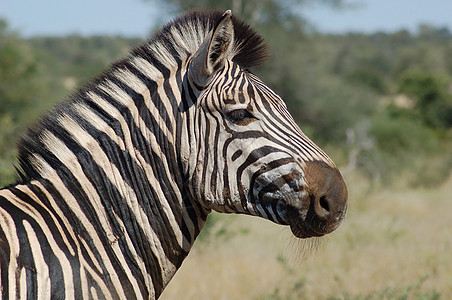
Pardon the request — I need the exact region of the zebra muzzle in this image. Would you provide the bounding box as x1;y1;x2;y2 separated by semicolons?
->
287;161;348;238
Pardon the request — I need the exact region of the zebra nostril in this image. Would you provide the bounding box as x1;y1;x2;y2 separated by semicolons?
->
319;195;330;213
304;161;348;224
312;194;330;219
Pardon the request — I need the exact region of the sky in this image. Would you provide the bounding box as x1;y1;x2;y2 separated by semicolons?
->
0;0;451;37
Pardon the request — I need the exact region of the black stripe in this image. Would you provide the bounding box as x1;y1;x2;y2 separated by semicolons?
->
26;183;77;259
0;197;10;298
36;181;84;298
8;187;66;297
81;95;118;126
0;195;39;298
234;146;287;210
116;62;174;134
203;91;223;201
84;271;105;299
200;109;211;199
179;76;194;112
248;157;296;210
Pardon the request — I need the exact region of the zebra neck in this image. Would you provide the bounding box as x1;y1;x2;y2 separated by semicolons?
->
15;60;209;297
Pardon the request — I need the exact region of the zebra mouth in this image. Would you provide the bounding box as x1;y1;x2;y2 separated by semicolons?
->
253;182;306;226
287;205;326;238
286;195;343;239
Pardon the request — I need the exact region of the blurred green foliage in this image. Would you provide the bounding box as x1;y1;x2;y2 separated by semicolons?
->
398;70;452;128
0;19;38;120
1;4;452;189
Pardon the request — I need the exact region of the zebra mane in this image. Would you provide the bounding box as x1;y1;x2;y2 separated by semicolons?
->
139;10;269;68
15;10;268;181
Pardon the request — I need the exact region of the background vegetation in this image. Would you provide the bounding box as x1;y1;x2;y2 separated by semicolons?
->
1;0;451;298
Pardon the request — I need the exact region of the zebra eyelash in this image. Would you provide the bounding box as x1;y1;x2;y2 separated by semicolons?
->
226;109;256;125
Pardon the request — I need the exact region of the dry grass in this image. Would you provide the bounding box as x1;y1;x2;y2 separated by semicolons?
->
160;173;452;299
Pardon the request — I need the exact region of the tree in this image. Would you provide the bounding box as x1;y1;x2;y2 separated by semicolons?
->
0;19;39;120
0;20;40;185
147;0;347;27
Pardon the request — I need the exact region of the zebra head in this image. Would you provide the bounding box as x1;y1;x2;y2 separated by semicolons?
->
184;11;347;238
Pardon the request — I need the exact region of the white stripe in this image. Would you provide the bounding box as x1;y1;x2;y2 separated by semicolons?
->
6;186;75;298
130;56;163;80
86;91;122;124
23;219;50;300
110;209;154;296
148;43;177;69
168;66;184;110
78;238;113;299
19;267;27;299
90;287;99;300
31;181;77;256
99;80;134;108
113;68;175;139
169;26;202;56
0;201;20;300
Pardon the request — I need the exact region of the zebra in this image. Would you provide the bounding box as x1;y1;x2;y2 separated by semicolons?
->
0;10;347;299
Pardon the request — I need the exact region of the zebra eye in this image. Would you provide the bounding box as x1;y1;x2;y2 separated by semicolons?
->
227;109;255;125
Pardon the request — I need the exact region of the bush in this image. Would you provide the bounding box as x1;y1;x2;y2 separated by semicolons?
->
0;115;21;186
398;70;452;129
368;109;452;187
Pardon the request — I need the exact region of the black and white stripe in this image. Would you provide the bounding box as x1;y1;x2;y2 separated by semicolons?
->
0;10;347;299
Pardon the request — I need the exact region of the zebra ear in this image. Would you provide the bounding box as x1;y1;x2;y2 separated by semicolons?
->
189;10;234;88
